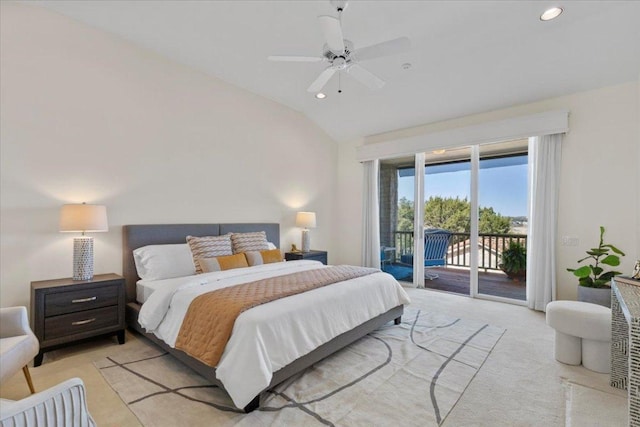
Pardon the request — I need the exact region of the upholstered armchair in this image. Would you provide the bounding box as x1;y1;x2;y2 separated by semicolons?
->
0;307;39;394
0;377;96;427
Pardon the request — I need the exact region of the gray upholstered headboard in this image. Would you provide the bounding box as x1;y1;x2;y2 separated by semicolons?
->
122;223;280;303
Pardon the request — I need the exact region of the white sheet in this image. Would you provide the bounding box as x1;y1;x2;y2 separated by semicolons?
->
138;260;411;408
136;279;166;303
137;274;206;303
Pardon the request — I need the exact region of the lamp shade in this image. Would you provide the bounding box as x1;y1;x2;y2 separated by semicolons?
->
296;212;316;229
59;204;108;233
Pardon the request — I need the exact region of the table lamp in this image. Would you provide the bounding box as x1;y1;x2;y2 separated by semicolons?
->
59;203;108;280
296;211;316;253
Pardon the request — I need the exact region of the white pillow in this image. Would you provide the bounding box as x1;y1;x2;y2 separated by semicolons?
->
133;244;196;281
267;242;277;250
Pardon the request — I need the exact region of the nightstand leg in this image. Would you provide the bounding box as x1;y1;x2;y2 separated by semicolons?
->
394;316;402;325
34;352;44;367
117;329;125;344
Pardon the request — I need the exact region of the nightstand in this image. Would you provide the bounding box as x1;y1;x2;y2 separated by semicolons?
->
30;273;125;366
285;250;328;265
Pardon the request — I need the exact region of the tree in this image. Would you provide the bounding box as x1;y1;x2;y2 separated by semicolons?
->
424;196;470;232
397;197;414;231
479;206;511;234
397;196;512;234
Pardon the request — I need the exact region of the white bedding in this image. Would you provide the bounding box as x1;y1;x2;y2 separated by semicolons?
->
138;260;411;408
136;279;168;303
136;275;198;304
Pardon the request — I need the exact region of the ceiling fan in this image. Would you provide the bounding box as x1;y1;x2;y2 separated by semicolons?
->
268;0;410;93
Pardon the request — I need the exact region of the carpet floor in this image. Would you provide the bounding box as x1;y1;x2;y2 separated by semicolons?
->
0;287;627;426
95;308;504;426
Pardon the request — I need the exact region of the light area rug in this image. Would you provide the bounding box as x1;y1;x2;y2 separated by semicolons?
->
564;380;627;427
95;308;504;426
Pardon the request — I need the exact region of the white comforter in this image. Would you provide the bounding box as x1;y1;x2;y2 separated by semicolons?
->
138;260;411;408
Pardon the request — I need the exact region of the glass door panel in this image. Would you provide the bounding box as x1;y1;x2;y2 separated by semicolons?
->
379;157;416;285
423;147;473;295
477;140;529;301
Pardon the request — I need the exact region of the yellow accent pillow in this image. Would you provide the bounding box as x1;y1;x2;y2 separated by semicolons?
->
198;253;248;273
245;249;283;266
261;249;283;264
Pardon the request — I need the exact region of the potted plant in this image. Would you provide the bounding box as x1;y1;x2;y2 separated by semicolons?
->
499;240;527;281
567;226;625;307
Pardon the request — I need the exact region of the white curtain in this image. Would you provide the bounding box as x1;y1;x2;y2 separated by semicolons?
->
527;134;563;311
362;160;381;268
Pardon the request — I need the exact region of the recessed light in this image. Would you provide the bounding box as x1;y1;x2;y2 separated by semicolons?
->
315;92;326;99
432;149;446;155
540;7;563;21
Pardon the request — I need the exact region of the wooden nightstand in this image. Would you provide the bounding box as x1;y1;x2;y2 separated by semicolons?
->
285;250;328;265
30;273;125;366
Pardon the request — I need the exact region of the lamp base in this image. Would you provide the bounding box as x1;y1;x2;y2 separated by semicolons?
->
73;236;94;281
301;229;311;253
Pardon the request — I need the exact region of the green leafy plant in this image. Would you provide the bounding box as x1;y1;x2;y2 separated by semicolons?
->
567;226;625;288
499;240;526;277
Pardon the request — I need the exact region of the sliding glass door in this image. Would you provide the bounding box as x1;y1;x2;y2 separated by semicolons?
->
422;147;473;295
378;139;529;304
477;141;529;301
379;157;417;285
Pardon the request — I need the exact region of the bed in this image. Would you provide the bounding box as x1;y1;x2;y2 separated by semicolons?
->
123;223;409;412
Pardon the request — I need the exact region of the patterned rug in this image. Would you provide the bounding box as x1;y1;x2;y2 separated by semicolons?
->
95;309;504;426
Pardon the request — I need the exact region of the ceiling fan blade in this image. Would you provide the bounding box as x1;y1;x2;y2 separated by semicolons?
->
307;67;337;92
318;15;345;55
268;55;324;62
353;37;411;61
347;64;385;90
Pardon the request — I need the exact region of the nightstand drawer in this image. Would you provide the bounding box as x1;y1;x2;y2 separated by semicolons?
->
45;284;119;317
285;250;328;265
304;254;327;263
44;306;119;341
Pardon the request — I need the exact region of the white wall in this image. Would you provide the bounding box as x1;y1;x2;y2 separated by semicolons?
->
0;3;337;307
336;81;640;301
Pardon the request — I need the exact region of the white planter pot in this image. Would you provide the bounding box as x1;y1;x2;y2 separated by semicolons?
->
577;286;611;308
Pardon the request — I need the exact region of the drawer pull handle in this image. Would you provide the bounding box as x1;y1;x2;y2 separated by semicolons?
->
71;318;96;326
71;297;97;303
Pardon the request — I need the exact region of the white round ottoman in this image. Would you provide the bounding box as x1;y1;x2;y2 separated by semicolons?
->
545;300;611;373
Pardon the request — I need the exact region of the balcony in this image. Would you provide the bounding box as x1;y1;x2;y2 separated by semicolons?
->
383;231;527;300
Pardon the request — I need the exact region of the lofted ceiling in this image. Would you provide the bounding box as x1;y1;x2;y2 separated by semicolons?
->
29;1;640;142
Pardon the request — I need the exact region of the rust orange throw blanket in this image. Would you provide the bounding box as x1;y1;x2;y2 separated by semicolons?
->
175;265;378;367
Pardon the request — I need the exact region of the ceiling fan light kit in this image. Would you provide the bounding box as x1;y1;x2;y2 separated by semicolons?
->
268;0;410;94
540;7;563;21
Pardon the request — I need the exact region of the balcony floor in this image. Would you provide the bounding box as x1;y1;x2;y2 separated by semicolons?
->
424;267;526;300
384;263;526;301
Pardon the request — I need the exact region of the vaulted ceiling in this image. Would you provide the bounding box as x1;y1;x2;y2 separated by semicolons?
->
31;1;640;142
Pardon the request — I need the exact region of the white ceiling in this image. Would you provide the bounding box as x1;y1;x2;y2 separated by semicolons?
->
31;1;640;142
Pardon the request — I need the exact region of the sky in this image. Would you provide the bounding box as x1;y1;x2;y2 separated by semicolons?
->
397;155;528;217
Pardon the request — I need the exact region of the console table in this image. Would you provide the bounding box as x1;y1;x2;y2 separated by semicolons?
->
611;276;640;426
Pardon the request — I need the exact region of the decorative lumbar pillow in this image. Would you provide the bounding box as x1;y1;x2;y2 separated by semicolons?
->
133;244;196;281
186;234;233;274
231;231;270;254
245;249;283;266
198;253;249;273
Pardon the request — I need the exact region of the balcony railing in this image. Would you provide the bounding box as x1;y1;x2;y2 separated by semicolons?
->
391;231;527;272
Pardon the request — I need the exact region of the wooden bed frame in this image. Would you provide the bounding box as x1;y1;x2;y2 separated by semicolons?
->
122;223;403;412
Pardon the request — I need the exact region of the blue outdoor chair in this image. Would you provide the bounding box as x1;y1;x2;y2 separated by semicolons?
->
424;229;452;280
